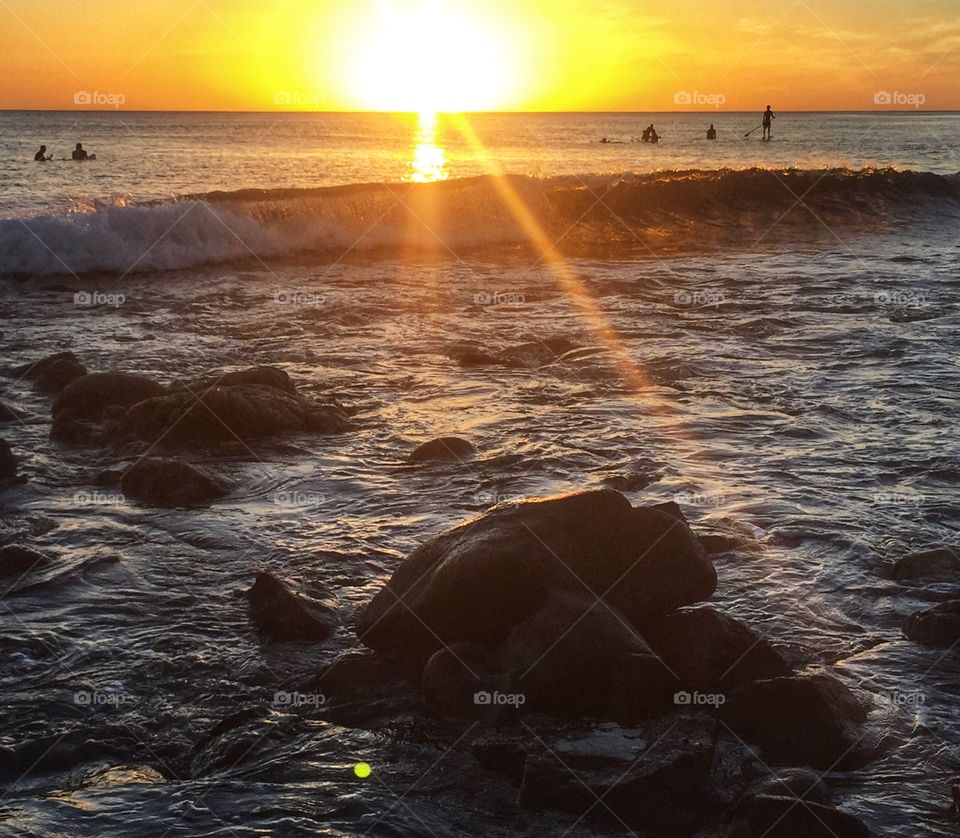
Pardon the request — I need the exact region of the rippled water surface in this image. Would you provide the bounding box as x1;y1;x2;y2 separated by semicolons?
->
2;216;960;835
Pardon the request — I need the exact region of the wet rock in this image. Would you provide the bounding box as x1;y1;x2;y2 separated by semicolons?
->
185;366;297;395
721;673;869;770
500;590;676;719
357;489;716;655
246;571;337;642
715;794;869;837
53;372;165;423
8;351;82;382
121;458;229;507
447;338;580;369
903;599;960;648
699;533;758;555
117;381;348;447
409;436;476;463
301;650;423;727
422;642;499;719
0;544;51;579
641;606;793;693
0;400;21;422
745;766;833;807
518;714;716;835
0;439;17;483
891;546;960;583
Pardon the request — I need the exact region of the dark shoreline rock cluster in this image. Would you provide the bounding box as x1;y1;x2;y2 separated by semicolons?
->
891;546;960;649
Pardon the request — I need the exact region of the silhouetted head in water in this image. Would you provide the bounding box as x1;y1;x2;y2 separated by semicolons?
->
34;145;48;161
72;142;88;161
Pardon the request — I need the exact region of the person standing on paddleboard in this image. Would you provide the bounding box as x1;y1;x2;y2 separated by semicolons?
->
762;105;775;139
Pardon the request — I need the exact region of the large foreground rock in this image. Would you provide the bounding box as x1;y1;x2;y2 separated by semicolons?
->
721;673;869;770
641;606;793;692
518;715;716;836
121;458;229;507
710;794;870;838
357;490;716;655
903;599;960;648
246;572;337;642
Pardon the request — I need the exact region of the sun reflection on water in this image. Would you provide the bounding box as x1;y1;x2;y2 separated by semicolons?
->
410;112;448;183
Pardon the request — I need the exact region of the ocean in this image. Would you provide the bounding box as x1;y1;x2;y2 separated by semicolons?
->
1;110;960;836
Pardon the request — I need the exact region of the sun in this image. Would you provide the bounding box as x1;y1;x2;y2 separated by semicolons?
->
343;0;513;113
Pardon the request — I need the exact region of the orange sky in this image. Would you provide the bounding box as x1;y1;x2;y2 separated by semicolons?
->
1;0;957;111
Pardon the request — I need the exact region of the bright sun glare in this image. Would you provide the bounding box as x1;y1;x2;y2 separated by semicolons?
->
347;0;512;113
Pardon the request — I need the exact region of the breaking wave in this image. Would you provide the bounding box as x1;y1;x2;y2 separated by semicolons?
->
2;167;959;276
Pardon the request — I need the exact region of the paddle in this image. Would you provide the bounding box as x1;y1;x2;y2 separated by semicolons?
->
744;124;763;138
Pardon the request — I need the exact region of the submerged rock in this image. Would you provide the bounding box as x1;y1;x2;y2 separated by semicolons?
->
641;606;793;692
185;366;298;395
448;338;580;369
53;372;164;422
518;714;716;835
891;546;960;583
721;673;869;770
714;794;869;838
409;436;476;463
246;572;337;642
121;458;229;507
903;599;960;648
0;545;51;579
356;489;716;655
8;352;84;383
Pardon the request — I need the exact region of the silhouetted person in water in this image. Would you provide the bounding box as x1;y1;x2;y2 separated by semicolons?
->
648;125;659;143
706;124;717;140
641;125;651;142
34;145;50;161
72;143;88;161
762;106;775;139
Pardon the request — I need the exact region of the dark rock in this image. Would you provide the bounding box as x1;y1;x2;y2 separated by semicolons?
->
721;673;869;770
448;338;579;369
470;740;527;784
409;436;476;463
422;642;500;718
53;372;165;422
903;599;960;648
185;366;297;395
0;400;21;422
699;533;758;555
246;572;337;642
721;793;869;838
0;439;17;483
745;767;833;807
0;545;51;579
301;650;422;727
35;359;88;393
357;489;716;655
8;352;81;381
641;607;793;693
117;383;348;447
518;714;716;835
500;590;676;719
94;469;123;487
892;546;960;583
121;458;229;507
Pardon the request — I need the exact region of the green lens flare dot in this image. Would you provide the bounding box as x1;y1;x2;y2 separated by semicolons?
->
354;762;372;779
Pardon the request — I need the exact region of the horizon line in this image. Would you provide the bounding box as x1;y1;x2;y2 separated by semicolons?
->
3;108;960;115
